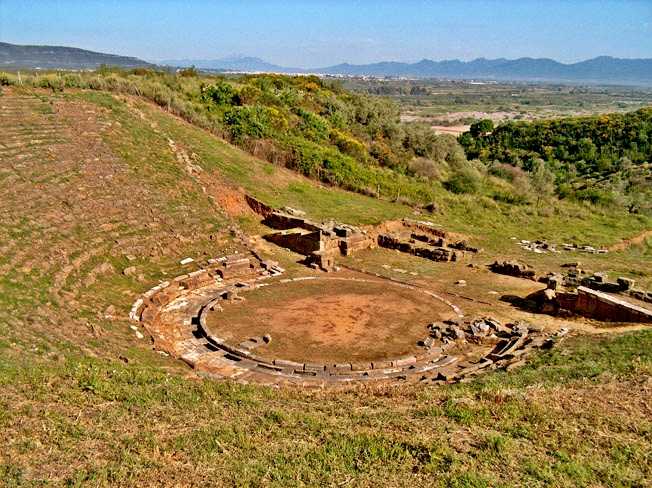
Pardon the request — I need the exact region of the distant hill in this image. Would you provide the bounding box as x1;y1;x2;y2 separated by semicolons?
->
165;54;652;86
3;41;650;85
161;55;301;73
315;56;652;85
0;42;153;69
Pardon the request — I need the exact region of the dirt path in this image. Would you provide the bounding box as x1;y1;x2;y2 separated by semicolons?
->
608;229;652;252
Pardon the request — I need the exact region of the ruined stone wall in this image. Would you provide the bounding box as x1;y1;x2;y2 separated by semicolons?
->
402;219;447;239
411;233;445;247
245;195;274;218
265;231;323;256
489;261;536;280
557;287;652;323
339;234;375;256
378;234;456;262
263;212;322;232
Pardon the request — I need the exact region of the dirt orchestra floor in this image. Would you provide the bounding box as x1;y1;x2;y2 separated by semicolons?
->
205;276;459;363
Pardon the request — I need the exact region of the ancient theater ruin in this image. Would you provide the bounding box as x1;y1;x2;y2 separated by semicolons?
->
127;196;651;387
123;198;565;386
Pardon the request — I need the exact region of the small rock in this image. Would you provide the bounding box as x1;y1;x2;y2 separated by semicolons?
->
455;280;466;286
470;320;490;336
123;266;137;276
422;202;438;213
451;326;466;340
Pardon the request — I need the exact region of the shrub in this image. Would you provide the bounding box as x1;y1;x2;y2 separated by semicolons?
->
223;106;288;141
0;72;16;86
574;188;617;206
370;141;401;169
130;67;152;76
444;169;482;194
202;81;239;106
178;66;199;77
402;123;438;158
238;85;263;105
409;157;441;180
34;75;64;92
295;108;330;142
330;129;367;162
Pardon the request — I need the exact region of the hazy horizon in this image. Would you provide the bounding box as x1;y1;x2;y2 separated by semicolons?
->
1;0;651;67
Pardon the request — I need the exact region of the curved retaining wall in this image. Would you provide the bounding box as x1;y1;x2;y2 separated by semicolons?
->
129;262;561;386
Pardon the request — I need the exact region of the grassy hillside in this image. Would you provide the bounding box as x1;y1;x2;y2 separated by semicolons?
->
0;85;651;486
4;69;651;216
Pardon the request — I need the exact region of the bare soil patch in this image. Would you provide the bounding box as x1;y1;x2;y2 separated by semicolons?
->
207;278;457;363
431;125;470;136
608;229;652;252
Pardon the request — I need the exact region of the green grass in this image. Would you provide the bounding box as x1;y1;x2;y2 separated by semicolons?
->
136;96;414;225
1;331;650;486
1;88;651;487
83;92;652;247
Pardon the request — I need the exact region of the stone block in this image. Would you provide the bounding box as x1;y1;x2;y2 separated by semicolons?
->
273;358;304;369
392;356;417;367
617;277;635;291
371;360;393;370
304;363;325;372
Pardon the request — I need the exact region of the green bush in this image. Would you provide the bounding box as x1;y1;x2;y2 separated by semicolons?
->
444;169;482;194
330;129;367;161
36;75;64;92
0;73;16;86
574;188;617;206
224;106;288;141
295;108;330;142
202;81;239;106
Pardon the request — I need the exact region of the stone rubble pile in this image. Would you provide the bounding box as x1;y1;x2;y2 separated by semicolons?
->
518;239;560;254
420;317;565;383
489;260;536;280
377;219;481;264
515;238;608;255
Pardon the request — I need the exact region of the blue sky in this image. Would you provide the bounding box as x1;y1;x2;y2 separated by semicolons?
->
1;0;650;66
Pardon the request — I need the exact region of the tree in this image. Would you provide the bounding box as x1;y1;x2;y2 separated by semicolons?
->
470;119;494;138
530;158;555;207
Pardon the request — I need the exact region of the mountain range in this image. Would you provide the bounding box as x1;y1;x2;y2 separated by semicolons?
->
1;41;651;85
0;42;153;70
160;55;302;74
316;56;652;85
165;55;652;85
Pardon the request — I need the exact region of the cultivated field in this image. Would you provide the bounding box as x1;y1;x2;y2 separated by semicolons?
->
347;78;652;135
